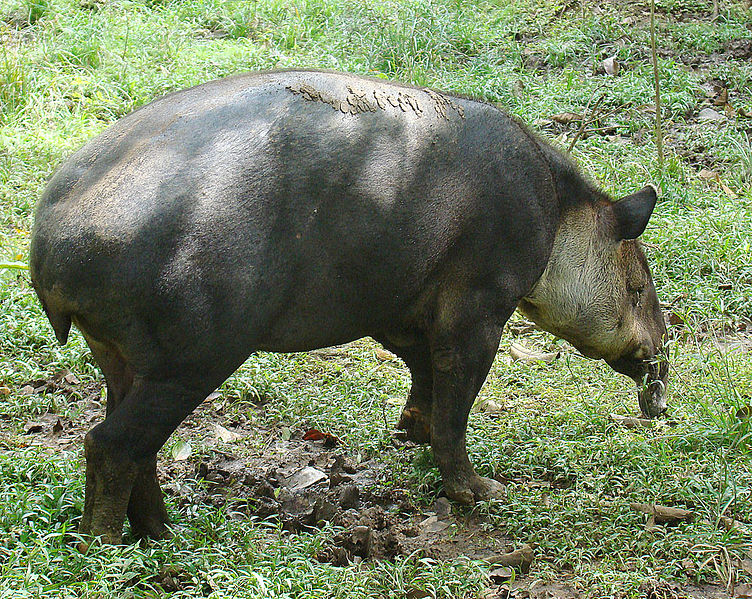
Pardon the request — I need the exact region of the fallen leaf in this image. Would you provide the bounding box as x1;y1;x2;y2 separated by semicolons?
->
280;426;292;441
610;414;654;429
698;168;718;180
602;55;620;75
213;424;241;443
715;174;737;199
712;86;729;106
509;342;559;363
668;312;685;327
206;391;222;401
630;503;694;524
19;385;35;395
303;428;341;447
0;386;10;395
698;107;724;121
419;515;451;533
488;566;514;583
374;348;396;361
172;440;192;461
551;112;583;125
486;544;534;573
286;466;327;491
63;372;80;385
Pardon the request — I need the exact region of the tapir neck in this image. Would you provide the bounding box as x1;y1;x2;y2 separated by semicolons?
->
518;204;601;344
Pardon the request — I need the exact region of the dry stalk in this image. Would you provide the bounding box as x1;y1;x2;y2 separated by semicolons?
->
650;0;664;169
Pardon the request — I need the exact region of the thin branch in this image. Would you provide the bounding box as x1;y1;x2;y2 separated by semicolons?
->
650;0;664;170
567;91;606;152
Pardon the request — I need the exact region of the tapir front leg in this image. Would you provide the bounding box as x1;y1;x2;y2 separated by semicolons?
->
428;306;508;504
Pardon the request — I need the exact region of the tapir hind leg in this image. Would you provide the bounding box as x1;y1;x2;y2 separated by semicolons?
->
80;376;207;543
84;339;172;540
377;336;433;444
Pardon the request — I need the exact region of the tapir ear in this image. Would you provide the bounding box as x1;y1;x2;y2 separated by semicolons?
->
611;185;657;240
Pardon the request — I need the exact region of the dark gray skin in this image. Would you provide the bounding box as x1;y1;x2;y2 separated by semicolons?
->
29;70;668;544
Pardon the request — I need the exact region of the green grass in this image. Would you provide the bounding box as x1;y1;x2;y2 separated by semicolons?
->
1;0;751;597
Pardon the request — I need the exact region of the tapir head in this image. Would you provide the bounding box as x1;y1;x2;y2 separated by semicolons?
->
518;185;669;418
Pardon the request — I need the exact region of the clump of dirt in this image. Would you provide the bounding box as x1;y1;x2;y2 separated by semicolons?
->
160;426;512;565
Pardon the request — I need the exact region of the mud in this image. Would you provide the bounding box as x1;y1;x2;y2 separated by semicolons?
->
160;423;511;565
285;82;464;120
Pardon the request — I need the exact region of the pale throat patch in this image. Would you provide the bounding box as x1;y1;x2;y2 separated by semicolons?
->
518;205;631;359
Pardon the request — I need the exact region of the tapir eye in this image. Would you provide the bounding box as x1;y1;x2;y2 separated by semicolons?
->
630;286;644;307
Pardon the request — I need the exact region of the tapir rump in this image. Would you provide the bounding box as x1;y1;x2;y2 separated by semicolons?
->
30;70;668;543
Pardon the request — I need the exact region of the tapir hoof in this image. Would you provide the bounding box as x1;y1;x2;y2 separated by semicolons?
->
444;475;505;505
396;407;432;444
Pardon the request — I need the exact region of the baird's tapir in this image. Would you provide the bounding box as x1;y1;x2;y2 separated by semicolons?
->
30;70;668;543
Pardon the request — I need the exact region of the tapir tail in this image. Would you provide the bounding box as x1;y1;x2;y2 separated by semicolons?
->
41;302;72;345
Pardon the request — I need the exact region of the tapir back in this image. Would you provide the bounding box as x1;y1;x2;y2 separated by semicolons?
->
31;70;559;376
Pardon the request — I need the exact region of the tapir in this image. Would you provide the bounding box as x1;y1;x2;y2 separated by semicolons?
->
29;69;669;543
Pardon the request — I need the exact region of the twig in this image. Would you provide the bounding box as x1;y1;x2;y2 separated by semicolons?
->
567;90;606;152
650;0;664;170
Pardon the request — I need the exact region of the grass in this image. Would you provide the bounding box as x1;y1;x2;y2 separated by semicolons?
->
1;0;751;597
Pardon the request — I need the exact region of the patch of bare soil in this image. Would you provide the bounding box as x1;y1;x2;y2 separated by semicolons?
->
160;424;514;566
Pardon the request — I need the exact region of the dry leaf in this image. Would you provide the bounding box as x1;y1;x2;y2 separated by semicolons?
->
374;348;396;361
206;391;222;401
172;440;192;461
602;55;620;75
713;87;729;106
0;386;10;396
551;112;583;125
287;466;327;491
630;503;694;524
509;342;559;363
698;168;718;180
63;372;80;385
213;424;241;443
610;414;654;429
486;544;534;573
303;428;342;447
715;175;737;199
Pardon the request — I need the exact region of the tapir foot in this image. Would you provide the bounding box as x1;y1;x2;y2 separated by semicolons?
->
80;432;138;545
396;406;432;444
127;458;172;540
443;473;505;505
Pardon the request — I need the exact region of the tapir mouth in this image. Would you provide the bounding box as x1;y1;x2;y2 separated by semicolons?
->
607;353;669;419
